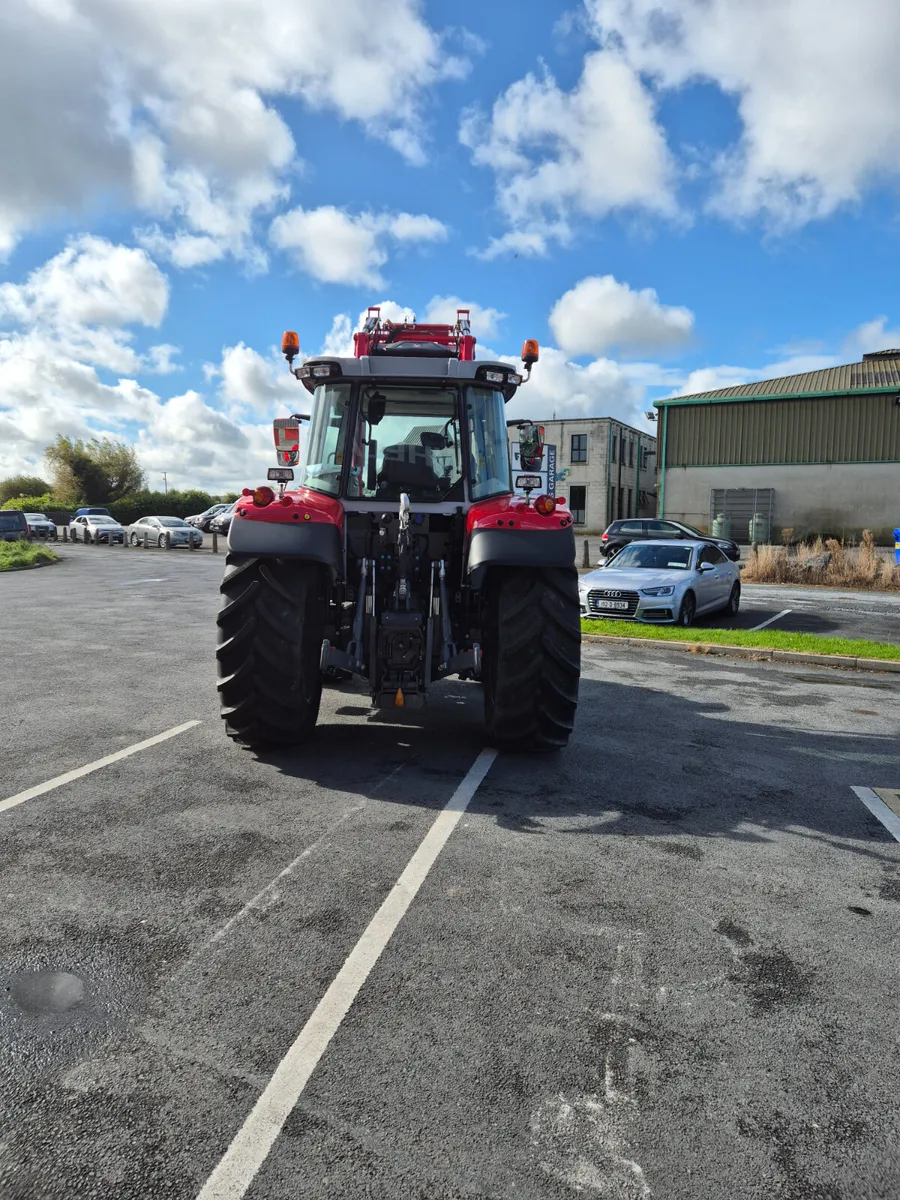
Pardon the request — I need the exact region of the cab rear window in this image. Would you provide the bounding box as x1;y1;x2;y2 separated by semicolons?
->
0;513;26;531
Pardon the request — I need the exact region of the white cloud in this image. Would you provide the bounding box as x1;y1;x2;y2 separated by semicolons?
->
461;51;676;253
0;239;291;491
843;316;900;356
0;0;471;257
587;0;900;227
216;342;300;416
0;236;168;330
495;345;651;428
422;296;505;341
549;275;693;357
269;207;448;286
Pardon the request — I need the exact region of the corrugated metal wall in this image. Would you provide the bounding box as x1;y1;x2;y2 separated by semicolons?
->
664;393;900;466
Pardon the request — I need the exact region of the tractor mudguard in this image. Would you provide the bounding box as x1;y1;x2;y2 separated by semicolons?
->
227;517;342;577
467;527;576;588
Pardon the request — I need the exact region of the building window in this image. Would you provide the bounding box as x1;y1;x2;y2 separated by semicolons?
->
611;435;616;463
627;488;633;516
628;441;634;467
571;433;587;463
569;485;586;525
617;486;624;518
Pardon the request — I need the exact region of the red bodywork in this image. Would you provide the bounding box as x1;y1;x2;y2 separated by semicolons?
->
235;488;344;530
467;494;574;532
353;306;476;361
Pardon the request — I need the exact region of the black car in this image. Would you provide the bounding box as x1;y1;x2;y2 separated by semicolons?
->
208;502;236;536
185;503;230;531
600;518;740;563
0;511;29;542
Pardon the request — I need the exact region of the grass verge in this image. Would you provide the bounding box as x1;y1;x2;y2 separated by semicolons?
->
581;618;900;661
0;541;59;571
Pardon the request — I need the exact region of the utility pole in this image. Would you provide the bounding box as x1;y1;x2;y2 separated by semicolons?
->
162;473;168;495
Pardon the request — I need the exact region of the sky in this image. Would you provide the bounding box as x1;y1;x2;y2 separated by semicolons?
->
3;0;900;493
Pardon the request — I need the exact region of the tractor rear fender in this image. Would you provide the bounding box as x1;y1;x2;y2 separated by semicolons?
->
465;493;575;587
227;489;343;578
228;519;342;576
467;527;576;588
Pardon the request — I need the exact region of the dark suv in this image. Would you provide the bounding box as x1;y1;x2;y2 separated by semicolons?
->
600;518;740;563
0;511;29;542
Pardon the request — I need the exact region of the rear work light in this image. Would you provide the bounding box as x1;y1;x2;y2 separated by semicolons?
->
252;486;275;507
534;494;557;516
483;369;504;383
296;363;337;380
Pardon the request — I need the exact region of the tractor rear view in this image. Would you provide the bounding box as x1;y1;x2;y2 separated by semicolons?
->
217;308;580;751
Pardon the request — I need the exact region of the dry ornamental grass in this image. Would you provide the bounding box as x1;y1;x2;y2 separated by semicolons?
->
742;530;900;591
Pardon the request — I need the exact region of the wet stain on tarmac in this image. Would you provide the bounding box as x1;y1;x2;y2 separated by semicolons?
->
878;876;900;901
846;905;872;916
716;919;752;947
660;841;703;860
731;949;812;1013
9;970;85;1014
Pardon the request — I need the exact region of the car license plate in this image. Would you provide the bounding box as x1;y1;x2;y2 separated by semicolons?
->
595;599;629;610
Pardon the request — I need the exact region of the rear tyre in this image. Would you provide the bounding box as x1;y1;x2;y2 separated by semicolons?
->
727;582;741;616
483;567;580;752
677;592;696;627
216;554;326;749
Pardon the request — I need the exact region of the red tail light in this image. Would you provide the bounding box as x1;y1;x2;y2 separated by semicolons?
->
252;486;275;507
534;494;556;516
601;532;609;541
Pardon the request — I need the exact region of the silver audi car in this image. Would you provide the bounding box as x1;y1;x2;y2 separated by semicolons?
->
579;539;741;626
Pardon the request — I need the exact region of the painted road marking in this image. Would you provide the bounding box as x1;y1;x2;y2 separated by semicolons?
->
209;761;411;945
195;747;498;1200
0;721;201;815
851;786;900;843
749;608;792;632
874;789;900;819
118;577;169;585
209;802;367;946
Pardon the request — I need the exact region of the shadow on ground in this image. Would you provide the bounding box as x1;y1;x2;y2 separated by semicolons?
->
259;668;900;864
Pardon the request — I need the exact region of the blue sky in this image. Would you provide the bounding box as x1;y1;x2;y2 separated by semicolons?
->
2;0;900;491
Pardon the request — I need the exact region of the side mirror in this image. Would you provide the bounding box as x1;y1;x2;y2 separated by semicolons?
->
273;417;301;466
366;392;386;426
699;561;715;572
517;421;544;471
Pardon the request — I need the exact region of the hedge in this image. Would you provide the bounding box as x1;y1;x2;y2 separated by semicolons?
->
3;489;222;524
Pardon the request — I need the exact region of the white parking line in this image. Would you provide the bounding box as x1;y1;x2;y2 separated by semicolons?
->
0;721;201;815
749;608;792;632
851;786;900;843
195;747;498;1200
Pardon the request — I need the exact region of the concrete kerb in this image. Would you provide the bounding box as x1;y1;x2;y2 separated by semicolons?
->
581;633;900;675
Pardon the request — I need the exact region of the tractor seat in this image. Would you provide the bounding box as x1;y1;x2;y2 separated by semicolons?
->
377;443;441;497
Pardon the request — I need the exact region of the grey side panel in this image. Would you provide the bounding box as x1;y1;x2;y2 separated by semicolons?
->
228;518;342;576
467;527;576;587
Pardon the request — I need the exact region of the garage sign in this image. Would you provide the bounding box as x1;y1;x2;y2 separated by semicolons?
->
511;441;557;497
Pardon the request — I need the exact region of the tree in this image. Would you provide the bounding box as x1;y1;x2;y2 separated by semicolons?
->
0;475;50;505
45;436;145;504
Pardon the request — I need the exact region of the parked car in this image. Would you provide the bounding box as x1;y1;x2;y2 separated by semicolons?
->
185;503;229;531
580;539;741;626
127;516;203;548
24;512;57;540
0;511;29;542
208;502;236;536
599;518;740;564
69;513;126;544
73;507;112;519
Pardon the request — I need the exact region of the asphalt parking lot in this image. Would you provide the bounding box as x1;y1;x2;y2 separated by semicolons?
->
2;550;899;1199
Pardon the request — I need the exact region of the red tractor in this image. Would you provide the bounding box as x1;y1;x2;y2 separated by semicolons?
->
217;308;580;751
